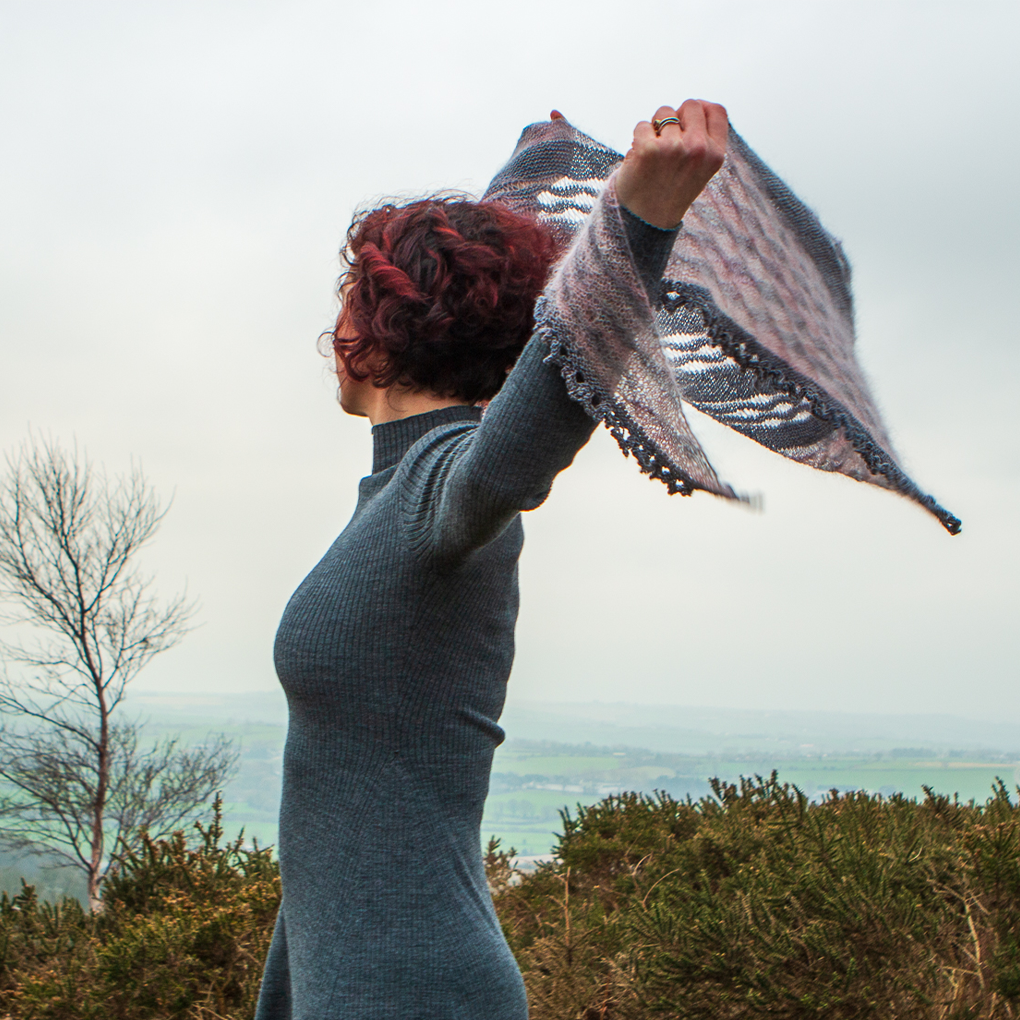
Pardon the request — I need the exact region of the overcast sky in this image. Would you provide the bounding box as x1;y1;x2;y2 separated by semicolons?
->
2;0;1018;721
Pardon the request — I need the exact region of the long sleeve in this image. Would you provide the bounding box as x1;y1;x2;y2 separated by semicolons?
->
405;205;679;566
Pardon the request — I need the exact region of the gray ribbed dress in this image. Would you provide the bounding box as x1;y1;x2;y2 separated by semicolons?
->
255;213;673;1020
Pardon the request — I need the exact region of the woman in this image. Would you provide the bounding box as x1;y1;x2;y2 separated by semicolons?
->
255;101;729;1020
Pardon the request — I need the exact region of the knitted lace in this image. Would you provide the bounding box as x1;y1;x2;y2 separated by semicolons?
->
483;119;960;534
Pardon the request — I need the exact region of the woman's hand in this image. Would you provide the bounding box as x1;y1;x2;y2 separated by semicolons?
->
614;100;729;229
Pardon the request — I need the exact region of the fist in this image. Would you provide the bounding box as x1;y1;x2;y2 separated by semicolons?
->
614;100;728;229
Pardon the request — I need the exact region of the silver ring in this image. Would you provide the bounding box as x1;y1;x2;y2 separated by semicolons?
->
652;116;680;136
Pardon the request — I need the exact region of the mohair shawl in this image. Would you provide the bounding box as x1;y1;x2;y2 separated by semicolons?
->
483;119;960;535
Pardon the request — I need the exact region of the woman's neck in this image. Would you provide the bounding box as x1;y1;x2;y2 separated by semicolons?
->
340;375;471;425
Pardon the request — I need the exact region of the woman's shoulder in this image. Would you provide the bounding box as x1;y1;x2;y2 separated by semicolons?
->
396;417;481;496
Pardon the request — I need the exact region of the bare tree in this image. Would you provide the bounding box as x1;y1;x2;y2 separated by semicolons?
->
0;437;236;910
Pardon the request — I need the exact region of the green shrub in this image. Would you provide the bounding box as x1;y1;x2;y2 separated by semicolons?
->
3;779;1018;1019
491;774;1020;1020
0;798;279;1020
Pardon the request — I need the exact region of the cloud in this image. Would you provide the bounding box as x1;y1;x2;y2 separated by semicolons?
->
1;0;1017;717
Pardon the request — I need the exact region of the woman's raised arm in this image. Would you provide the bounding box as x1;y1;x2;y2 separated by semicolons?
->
415;101;729;563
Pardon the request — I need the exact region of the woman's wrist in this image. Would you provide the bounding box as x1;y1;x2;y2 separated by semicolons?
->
614;100;728;229
619;204;680;298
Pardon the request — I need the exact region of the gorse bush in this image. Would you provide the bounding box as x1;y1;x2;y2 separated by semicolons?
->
493;774;1020;1020
0;798;279;1020
1;778;1019;1019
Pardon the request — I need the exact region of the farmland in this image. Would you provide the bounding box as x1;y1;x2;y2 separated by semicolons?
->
4;694;1017;899
485;741;1020;853
107;697;1020;856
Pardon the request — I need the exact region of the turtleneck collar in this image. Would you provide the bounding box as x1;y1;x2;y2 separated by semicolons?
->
370;406;483;473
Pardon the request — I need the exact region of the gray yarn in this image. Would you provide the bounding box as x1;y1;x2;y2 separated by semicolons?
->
485;118;960;534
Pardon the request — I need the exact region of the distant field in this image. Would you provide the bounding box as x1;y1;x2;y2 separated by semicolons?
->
121;694;1019;858
180;732;1020;856
483;743;1020;854
4;714;1018;895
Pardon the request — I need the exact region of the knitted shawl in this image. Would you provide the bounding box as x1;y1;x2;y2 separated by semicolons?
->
483;118;960;535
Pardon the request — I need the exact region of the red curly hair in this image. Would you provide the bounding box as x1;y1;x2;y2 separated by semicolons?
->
331;196;556;403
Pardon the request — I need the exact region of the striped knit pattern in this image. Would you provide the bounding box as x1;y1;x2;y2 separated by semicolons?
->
485;118;960;534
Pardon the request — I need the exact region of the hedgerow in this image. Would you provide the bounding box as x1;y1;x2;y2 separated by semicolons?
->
1;777;1018;1019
